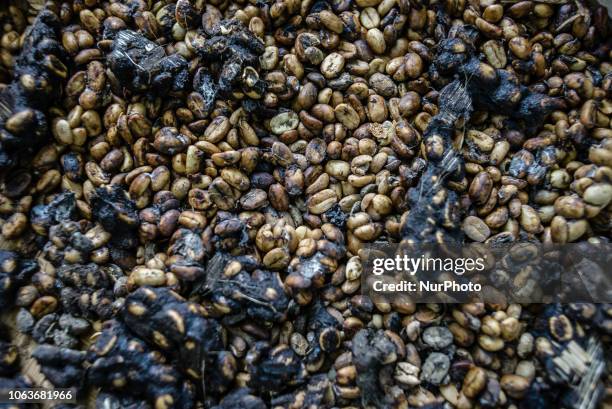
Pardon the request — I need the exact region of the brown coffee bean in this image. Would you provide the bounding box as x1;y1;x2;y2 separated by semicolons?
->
463;216;491;242
500;374;530;399
469;172;493;205
462;366;486;398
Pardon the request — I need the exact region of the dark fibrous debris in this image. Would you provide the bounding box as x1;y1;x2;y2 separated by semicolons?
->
204;263;290;324
400;81;470;243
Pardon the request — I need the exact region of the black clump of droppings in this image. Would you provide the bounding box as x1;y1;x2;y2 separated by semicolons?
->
513;93;566;133
192;19;265;99
168;229;205;261
32;313;90;348
90;185;139;249
60;152;84;182
307;299;342;353
213;213;252;252
32;314;57;344
107;30;166;91
122;287;224;380
87;320;196;408
352;328;398;408
431;38;468;75
193;68;218;118
56;263;120;319
30;192;76;233
156;4;177;36
271;374;332;408
0;250;38;309
431;26;564;134
153;54;190;95
205;262;290;324
299;300;342;370
400;81;469;244
0;9;66;169
167;228;207;281
242;98;277;118
308;299;341;335
210;388;267;409
108;30;189;95
323;204;348;229
246;342;307;393
32;344;87;388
